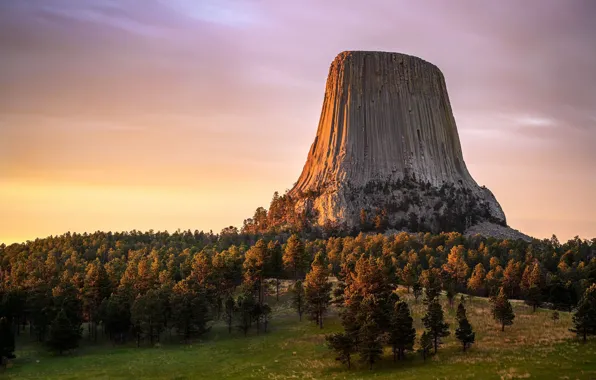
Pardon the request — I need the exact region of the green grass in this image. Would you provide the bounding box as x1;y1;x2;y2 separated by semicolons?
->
5;290;596;379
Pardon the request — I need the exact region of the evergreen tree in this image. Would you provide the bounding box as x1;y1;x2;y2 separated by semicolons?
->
467;263;486;297
358;316;383;370
235;293;255;336
422;269;442;303
47;309;81;355
570;284;596;343
52;277;83;328
82;261;111;342
304;253;332;328
266;240;284;300
283;234;308;280
388;301;416;361
103;293;130;344
130;290;166;345
243;239;269;306
325;332;355;369
456;300;467;321
224;296;235;334
492;288;515;332
26;284;53;342
455;302;475;351
170;281;211;343
0;317;15;365
418;330;433;361
291;280;305;321
422;299;450;353
526;286;542;312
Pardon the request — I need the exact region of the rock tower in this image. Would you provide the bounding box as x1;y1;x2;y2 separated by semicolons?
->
290;51;506;232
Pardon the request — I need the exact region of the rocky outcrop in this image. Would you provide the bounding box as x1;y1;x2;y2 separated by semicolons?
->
290;51;506;232
465;222;533;242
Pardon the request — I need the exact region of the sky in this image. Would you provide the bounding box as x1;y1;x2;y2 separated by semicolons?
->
1;0;595;244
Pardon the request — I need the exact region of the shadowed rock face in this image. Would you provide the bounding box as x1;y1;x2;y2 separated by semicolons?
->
290;51;506;231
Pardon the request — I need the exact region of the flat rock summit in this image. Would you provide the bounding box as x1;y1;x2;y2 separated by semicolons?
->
290;51;516;236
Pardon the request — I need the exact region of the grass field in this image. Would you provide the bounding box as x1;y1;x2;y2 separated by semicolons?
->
5;288;596;380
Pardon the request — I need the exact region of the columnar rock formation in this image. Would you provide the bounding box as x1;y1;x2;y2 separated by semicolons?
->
290;51;506;232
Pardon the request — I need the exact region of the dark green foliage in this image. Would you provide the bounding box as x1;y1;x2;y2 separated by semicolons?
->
325;332;355;369
131;290;166;345
455;314;475;351
422;299;450;353
492;288;515;332
235;293;255;336
171;284;211;343
0;317;15;363
304;253;332;328
570;284;596;343
455;302;475;351
456;301;467;321
358;316;384;370
388;301;416;361
102;293;130;343
266;241;284;300
291;280;305;321
526;286;542;312
47;309;81;355
423;270;442;303
224;296;235;334
418;330;433;361
283;234;309;280
26;285;53;342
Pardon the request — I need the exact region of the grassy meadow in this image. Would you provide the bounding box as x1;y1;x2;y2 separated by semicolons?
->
5;286;596;380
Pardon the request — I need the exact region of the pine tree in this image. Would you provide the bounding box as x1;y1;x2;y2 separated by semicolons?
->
492;288;515;331
235;293;255;336
0;317;16;365
418;330;433;361
422;269;442;303
266;240;284;300
325;332;355;369
82;261;111;342
358;316;383;370
304;253;332;328
388;301;416;361
422;299;450;353
224;296;235;334
243;239;269;306
130;290;166;345
103;293;130;344
291;280;305;321
47;309;81;355
455;302;475;351
283;234;308;280
467;263;486;298
171;281;211;343
527;286;542;312
570;284;596;343
456;300;467;321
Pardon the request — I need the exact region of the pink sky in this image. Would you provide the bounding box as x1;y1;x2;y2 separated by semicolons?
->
1;0;595;243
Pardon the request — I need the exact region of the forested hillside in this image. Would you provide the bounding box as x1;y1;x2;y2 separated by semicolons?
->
1;229;595;369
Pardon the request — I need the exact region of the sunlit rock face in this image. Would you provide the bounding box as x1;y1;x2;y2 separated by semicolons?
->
290;51;506;232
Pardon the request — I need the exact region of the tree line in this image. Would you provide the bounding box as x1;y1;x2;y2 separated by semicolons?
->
1;229;595;367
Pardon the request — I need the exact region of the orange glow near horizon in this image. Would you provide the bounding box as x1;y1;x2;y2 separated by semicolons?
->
1;1;595;244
